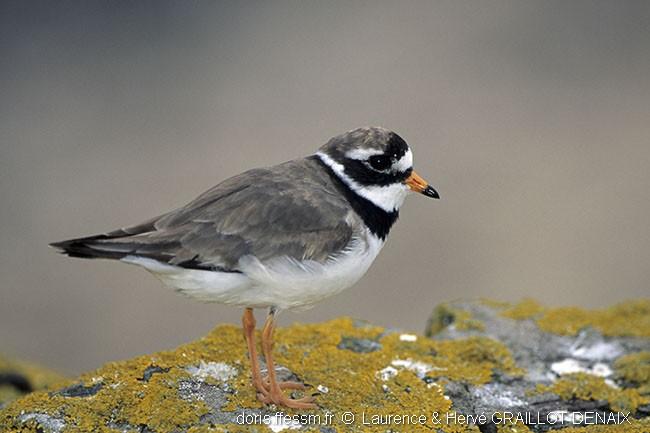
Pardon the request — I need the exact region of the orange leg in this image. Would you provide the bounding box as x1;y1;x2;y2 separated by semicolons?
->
242;308;308;399
258;308;316;409
242;308;268;397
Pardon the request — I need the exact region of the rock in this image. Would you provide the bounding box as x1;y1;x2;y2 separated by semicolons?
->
336;336;382;353
427;299;650;431
53;382;103;398
1;301;649;433
0;355;66;409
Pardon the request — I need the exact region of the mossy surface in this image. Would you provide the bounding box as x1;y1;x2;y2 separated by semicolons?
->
494;299;650;338
0;355;66;407
1;318;524;433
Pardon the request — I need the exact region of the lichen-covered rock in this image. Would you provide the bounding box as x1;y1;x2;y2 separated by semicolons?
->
0;355;66;409
1;301;648;433
427;299;650;432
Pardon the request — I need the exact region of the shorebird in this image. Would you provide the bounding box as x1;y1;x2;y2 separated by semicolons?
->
51;127;439;409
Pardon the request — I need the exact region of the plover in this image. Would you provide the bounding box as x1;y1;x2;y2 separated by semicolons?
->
51;127;439;408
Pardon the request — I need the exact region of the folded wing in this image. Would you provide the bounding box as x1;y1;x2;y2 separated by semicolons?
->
51;160;355;272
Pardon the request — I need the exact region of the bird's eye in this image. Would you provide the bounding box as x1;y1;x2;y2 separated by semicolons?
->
368;155;392;171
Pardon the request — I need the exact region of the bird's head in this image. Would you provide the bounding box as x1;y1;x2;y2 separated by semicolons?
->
316;127;439;213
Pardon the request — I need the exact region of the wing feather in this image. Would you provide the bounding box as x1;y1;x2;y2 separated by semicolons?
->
51;158;355;271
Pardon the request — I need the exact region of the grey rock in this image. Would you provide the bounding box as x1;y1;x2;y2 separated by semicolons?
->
427;301;650;432
337;336;382;353
139;365;170;382
18;413;65;433
53;382;103;398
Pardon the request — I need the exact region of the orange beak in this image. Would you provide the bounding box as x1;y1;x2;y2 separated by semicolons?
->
405;171;439;199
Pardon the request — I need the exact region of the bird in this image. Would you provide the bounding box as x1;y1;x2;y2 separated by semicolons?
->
50;126;439;409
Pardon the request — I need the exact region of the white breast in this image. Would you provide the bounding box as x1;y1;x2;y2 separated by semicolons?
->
121;228;385;311
239;229;384;310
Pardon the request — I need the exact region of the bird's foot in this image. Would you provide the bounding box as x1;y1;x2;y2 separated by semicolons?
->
256;389;317;409
253;377;316;408
252;378;307;397
263;377;308;391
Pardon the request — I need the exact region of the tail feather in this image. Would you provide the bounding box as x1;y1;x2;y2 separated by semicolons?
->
50;235;130;260
49;217;162;261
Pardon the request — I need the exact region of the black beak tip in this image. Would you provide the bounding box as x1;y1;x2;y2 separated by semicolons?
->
423;186;440;199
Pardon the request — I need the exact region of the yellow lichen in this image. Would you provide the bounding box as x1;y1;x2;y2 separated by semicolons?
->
433;336;524;383
1;317;523;433
426;303;485;336
538;373;649;413
615;352;650;394
499;298;545;320
494;299;650;338
0;327;247;433
537;300;650;337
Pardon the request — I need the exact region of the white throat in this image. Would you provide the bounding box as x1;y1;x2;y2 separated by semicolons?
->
316;152;410;212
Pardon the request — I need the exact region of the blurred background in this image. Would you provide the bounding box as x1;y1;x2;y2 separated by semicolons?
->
1;1;649;375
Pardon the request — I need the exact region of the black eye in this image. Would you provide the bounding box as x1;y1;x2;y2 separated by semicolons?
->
368;155;392;171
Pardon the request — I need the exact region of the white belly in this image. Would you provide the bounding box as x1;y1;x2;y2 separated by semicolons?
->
121;229;384;311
